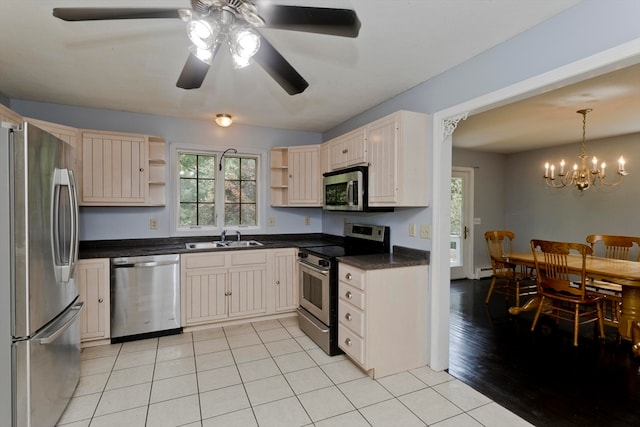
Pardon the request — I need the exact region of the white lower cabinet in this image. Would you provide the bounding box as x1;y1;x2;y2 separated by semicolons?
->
181;250;268;327
181;248;298;328
76;258;110;343
338;262;428;378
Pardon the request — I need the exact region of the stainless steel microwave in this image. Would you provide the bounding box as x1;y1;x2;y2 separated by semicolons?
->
323;166;366;211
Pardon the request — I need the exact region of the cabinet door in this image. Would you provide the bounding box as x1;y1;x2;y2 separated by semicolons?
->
228;265;267;318
76;259;110;342
288;145;321;206
81;132;148;204
182;268;228;325
273;249;297;312
328;127;366;170
367;114;398;204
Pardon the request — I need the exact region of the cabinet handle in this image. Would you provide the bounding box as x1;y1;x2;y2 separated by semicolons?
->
345;291;352;299
98;298;103;303
345;338;352;346
139;168;144;172
276;280;280;285
345;313;352;321
345;273;352;280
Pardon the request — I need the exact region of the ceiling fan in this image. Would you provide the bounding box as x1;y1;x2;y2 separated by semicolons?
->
52;0;361;95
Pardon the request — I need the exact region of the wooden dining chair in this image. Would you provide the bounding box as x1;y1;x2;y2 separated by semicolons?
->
484;231;536;306
530;239;605;347
585;234;640;327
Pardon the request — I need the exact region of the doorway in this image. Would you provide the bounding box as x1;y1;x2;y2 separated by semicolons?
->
450;167;474;279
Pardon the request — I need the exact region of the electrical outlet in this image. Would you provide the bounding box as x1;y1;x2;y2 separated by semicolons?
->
268;216;275;227
420;224;431;239
149;218;158;230
409;223;416;237
304;216;310;226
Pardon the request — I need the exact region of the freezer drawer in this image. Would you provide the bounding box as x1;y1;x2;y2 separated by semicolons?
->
13;301;83;427
111;254;181;340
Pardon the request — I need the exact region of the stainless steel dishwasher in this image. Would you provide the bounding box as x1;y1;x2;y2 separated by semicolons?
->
111;254;181;342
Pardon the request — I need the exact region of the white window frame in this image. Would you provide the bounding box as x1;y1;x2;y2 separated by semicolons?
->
170;143;265;236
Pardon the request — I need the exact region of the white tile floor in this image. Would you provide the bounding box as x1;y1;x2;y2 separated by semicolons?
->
57;317;533;427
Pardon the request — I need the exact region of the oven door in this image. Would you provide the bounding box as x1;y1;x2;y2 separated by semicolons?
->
298;261;331;325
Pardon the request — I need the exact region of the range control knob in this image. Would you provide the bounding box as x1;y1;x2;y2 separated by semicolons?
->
319;259;330;268
298;252;308;259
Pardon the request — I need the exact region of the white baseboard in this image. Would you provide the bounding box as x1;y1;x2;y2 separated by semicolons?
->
474;267;493;279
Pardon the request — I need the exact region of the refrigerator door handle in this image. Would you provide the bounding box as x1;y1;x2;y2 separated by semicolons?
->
67;169;79;278
52;168;78;283
37;302;84;345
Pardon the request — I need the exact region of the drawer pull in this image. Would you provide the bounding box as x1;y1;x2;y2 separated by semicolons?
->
345;273;352;280
345;338;352;346
345;291;352;299
345;313;352;321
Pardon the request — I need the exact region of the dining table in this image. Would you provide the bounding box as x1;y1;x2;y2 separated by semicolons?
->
505;252;640;355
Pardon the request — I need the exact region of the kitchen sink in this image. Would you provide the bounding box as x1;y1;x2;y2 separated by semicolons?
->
185;240;263;250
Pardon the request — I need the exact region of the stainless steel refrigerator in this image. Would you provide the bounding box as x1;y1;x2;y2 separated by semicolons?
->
0;121;82;427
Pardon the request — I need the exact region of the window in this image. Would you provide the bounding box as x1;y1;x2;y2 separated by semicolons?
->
223;156;257;226
177;150;259;230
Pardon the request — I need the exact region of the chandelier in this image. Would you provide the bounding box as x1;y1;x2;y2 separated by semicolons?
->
543;108;628;191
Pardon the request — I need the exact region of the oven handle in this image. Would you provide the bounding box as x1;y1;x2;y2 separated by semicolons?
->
297;259;330;276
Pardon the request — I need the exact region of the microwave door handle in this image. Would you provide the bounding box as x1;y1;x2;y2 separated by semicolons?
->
347;181;354;207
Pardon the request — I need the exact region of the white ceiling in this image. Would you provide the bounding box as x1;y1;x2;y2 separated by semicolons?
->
1;0;587;135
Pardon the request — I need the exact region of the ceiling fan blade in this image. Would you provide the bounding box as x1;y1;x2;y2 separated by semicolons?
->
52;8;181;21
253;37;308;95
258;5;361;38
176;53;212;90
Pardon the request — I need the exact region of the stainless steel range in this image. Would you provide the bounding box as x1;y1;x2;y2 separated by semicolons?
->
297;223;390;355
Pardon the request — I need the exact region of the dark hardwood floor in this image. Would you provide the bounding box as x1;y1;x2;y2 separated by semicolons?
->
449;278;640;427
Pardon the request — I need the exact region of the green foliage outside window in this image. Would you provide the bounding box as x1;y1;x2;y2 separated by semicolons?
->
178;152;258;228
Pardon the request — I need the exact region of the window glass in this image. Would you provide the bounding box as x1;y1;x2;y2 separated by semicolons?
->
179;153;216;227
224;156;257;226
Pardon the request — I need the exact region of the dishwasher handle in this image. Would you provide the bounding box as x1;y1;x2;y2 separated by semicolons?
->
112;260;179;268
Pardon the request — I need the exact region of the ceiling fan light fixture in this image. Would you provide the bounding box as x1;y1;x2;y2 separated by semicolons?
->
215;114;233;127
230;27;260;61
187;19;218;50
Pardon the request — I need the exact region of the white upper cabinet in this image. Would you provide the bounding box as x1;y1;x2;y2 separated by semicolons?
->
327;127;367;171
270;145;322;207
288;145;322;206
366;110;429;207
80;130;166;206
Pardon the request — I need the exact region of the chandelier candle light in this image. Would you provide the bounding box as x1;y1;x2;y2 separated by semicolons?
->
543;108;628;191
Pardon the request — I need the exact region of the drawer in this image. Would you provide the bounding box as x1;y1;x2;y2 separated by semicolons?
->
229;250;267;265
339;282;365;310
338;324;366;366
338;264;365;290
338;300;365;337
183;253;225;269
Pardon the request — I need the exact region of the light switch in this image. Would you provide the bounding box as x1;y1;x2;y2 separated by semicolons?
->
409;223;416;237
420;224;431;239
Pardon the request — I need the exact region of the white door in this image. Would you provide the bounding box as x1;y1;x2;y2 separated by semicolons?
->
450;167;474;279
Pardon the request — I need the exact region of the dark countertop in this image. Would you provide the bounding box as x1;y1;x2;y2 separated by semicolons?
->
79;233;343;259
337;245;430;270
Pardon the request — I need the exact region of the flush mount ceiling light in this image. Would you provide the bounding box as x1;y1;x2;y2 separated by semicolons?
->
215;114;233;127
543;108;628;192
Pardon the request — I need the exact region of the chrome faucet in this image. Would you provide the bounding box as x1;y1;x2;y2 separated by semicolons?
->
220;229;227;242
236;230;241;242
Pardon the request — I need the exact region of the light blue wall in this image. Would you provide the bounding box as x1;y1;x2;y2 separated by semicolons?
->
11;100;324;241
